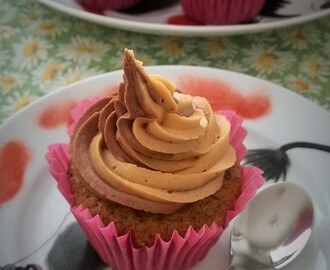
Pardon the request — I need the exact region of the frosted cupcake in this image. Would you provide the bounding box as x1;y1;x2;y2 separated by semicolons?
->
180;0;266;25
76;0;140;14
46;49;264;270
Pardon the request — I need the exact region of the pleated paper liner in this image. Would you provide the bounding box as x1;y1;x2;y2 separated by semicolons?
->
45;98;264;270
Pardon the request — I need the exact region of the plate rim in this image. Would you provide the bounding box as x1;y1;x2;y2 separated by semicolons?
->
38;0;330;36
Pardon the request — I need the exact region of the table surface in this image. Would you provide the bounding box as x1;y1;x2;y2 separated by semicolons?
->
0;0;329;126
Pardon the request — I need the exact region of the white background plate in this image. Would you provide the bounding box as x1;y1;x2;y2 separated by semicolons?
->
38;0;330;36
0;66;329;269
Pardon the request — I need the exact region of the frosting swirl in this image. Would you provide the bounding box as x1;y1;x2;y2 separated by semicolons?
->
70;49;236;214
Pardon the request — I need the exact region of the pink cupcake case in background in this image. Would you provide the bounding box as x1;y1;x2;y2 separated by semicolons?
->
38;0;330;35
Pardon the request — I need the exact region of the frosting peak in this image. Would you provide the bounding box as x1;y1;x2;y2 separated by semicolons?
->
71;49;236;214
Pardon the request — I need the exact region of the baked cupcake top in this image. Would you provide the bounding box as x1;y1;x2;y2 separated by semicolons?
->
70;49;236;214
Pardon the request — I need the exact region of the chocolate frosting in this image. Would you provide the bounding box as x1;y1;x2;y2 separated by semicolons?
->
70;49;236;214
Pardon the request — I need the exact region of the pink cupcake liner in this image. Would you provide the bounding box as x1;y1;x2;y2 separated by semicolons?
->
45;98;265;270
181;0;265;25
76;0;140;14
218;110;247;162
67;97;100;136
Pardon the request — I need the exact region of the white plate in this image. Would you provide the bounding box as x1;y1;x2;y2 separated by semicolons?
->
38;0;330;36
0;66;329;269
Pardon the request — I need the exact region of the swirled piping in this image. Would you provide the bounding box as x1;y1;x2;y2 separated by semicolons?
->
70;49;236;214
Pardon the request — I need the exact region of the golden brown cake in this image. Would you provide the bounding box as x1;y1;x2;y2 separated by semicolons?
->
69;160;241;247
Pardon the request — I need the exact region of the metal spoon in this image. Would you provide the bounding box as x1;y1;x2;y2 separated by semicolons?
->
229;182;314;270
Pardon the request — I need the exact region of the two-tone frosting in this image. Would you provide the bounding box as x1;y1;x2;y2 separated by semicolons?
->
70;49;236;214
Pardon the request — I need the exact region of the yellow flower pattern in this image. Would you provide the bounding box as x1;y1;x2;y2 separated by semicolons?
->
293;79;309;92
258;52;279;70
209;39;227;55
42;63;63;81
0;75;19;93
12;95;30;113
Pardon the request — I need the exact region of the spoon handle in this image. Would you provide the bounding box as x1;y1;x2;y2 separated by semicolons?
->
280;141;330;153
228;265;271;270
229;254;272;270
227;265;274;270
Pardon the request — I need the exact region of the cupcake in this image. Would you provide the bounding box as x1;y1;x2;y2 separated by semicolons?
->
180;0;266;25
46;49;264;270
76;0;141;14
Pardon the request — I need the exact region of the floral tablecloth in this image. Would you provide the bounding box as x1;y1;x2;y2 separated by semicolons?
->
0;0;330;125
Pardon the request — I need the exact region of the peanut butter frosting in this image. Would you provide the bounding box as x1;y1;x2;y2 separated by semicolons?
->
70;49;236;214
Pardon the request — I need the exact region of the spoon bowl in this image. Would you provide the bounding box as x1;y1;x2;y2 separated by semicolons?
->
230;181;314;269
